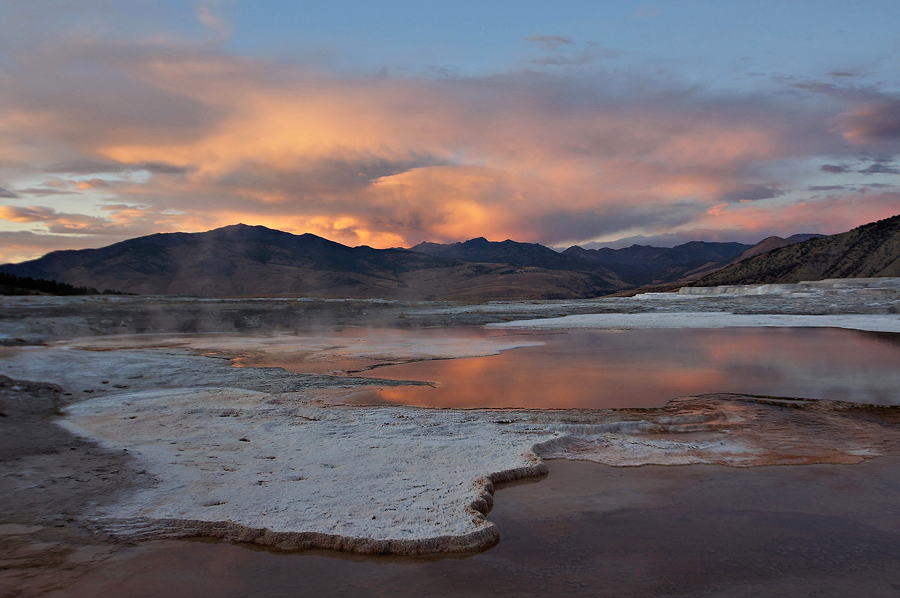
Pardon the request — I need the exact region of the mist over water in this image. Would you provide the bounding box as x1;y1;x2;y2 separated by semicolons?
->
261;327;900;408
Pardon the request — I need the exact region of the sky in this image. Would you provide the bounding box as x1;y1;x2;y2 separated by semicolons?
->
1;1;900;262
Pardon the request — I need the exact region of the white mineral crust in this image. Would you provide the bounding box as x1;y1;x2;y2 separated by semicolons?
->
59;387;557;553
487;312;900;332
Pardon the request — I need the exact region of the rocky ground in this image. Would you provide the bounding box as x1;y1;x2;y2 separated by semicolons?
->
2;280;900;595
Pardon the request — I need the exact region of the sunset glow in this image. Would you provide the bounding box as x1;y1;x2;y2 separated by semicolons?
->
1;1;899;262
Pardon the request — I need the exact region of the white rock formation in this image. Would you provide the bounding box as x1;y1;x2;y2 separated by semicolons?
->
61;387;555;554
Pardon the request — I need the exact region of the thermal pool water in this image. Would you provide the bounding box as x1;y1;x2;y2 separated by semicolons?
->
43;458;900;598
254;327;900;408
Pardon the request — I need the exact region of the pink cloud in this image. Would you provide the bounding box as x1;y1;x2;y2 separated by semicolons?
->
0;33;898;262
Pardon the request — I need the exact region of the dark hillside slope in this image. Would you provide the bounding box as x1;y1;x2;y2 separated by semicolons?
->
694;215;900;286
727;234;826;265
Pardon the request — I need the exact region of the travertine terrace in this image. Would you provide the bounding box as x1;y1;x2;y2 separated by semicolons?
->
2;279;900;564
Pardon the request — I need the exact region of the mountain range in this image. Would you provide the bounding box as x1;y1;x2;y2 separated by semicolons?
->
0;225;626;300
2;216;895;299
413;234;822;288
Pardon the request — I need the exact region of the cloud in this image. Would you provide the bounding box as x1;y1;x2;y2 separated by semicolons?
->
837;101;900;145
0;205;112;233
635;5;661;20
527;51;597;67
527;48;619;67
16;188;82;196
535;203;700;245
44;159;191;175
0;230;120;264
0;203;188;238
0;187;19;199
524;35;618;67
807;185;846;191
721;185;784;202
859;162;900;174
196;0;231;38
75;178;109;189
0;206;58;223
1;24;900;261
827;70;860;78
792;81;840;94
524;35;576;52
216;155;453;200
134;161;194;174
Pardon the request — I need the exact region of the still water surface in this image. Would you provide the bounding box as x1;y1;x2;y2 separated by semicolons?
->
271;327;900;408
49;458;900;597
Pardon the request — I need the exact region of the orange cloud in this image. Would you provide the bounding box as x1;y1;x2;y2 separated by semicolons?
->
837;101;900;147
75;178;109;190
685;191;900;239
1;33;899;262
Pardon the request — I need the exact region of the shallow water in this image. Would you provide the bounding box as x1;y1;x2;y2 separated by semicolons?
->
271;327;900;408
46;458;900;598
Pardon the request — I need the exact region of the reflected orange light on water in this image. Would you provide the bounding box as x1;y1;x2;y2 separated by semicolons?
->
361;354;729;409
344;328;900;409
252;328;900;409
